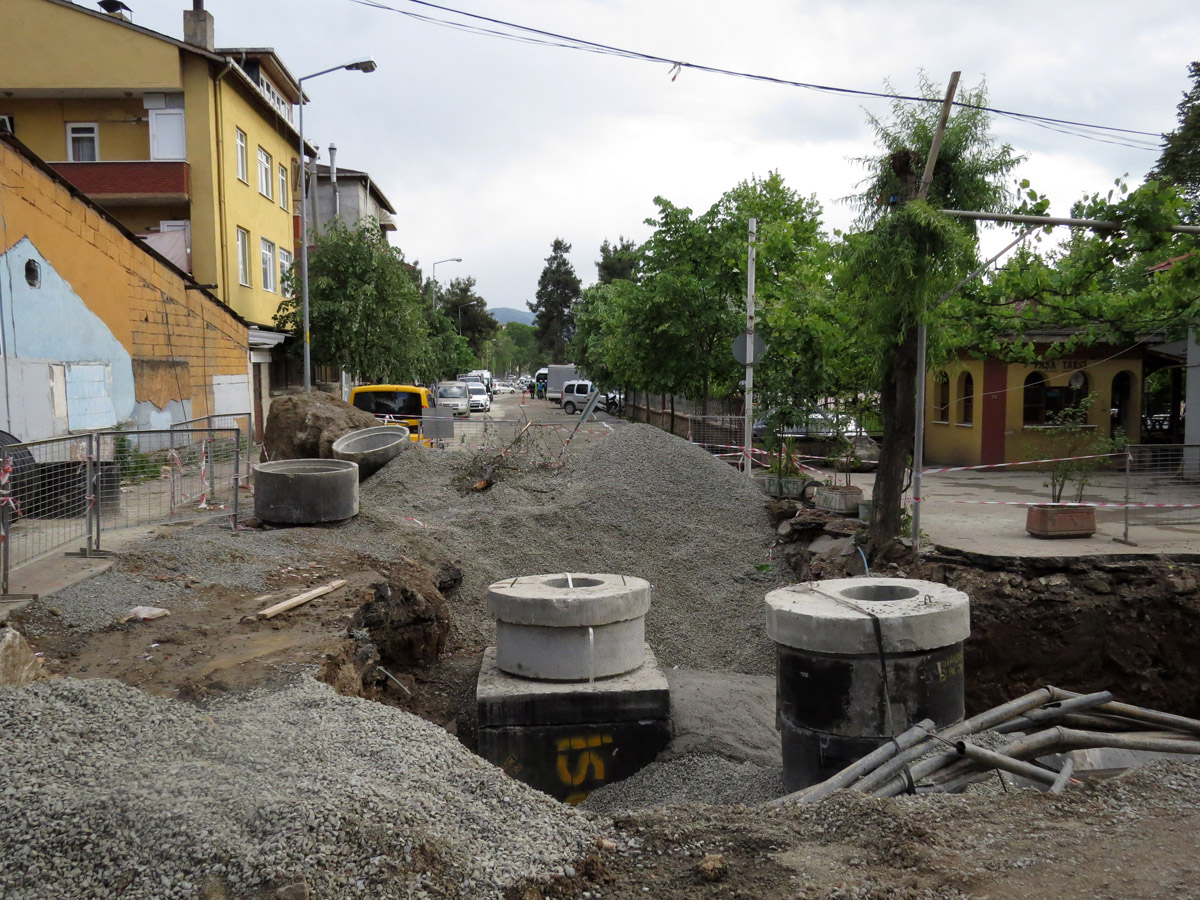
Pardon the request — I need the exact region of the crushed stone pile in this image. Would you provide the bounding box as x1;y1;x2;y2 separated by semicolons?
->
581;753;784;813
347;422;789;673
0;677;604;900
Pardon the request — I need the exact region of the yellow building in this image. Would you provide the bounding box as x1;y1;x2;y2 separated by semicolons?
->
922;340;1158;467
0;0;308;426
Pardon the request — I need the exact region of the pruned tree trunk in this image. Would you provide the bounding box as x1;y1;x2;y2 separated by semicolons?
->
869;320;918;550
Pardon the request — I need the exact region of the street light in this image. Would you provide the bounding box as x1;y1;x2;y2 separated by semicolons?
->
428;257;462;309
298;57;377;392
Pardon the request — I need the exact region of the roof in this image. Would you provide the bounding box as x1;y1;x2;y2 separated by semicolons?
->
315;164;397;215
216;47;304;102
0;130;249;331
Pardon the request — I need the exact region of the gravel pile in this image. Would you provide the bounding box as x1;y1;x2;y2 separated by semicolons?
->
581;753;784;813
0;677;604;900
346;422;788;673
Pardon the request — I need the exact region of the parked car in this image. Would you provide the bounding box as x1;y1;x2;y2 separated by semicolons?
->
561;380;620;415
493;381;516;395
752;407;865;442
434;381;471;416
467;381;491;412
349;384;435;439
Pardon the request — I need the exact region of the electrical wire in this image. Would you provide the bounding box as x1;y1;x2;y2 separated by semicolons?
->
345;0;1166;151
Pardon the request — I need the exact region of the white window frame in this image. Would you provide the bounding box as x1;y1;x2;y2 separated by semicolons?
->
66;122;99;162
279;163;289;211
235;128;248;183
279;247;293;295
261;237;277;293
257;147;273;199
236;227;251;286
148;108;186;161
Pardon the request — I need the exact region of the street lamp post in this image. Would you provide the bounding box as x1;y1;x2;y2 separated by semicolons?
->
428;257;462;310
298;57;377;392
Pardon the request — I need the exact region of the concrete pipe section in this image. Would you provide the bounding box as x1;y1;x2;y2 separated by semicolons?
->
765;577;970;792
253;459;360;524
486;573;652;681
331;425;410;480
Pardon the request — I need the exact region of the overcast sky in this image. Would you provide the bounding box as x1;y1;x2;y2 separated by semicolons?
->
131;0;1198;312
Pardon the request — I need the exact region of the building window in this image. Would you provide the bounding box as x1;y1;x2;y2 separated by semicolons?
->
1023;372;1046;424
0;116;13;135
957;372;974;425
934;372;950;422
257;147;273;199
279;163;289;210
25;259;40;288
279;247;293;295
235;128;248;182
261;238;276;292
67;123;98;161
236;228;251;286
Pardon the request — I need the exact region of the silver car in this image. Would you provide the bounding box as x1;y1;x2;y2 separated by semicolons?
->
435;381;471;416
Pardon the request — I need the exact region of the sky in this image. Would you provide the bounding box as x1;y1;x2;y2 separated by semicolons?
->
129;0;1200;313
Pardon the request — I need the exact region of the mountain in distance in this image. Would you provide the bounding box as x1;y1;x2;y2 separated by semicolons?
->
489;306;535;326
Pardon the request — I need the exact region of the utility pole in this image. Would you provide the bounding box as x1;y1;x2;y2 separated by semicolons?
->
744;218;757;473
910;71;960;556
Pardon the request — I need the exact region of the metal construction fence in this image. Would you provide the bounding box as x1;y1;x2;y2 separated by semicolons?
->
1124;443;1200;531
1;427;242;591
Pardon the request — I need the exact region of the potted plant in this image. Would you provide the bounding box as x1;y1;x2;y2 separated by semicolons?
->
813;436;864;514
1024;395;1122;539
754;437;812;499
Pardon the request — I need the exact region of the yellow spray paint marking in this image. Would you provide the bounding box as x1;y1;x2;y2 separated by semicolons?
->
555;734;613;787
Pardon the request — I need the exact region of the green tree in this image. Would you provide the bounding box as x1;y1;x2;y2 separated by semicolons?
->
842;77;1022;548
1150;61;1200;222
276;217;430;383
528;238;581;361
440;276;499;357
596;236;639;284
495;321;543;374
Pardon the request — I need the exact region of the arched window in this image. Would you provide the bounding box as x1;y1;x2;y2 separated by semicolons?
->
934;372;950;422
1023;372;1046;424
957;372;974;425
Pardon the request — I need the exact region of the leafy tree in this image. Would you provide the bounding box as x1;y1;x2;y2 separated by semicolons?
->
596;237;639;284
494;321;544;374
422;306;475;382
1150;61;1200;222
440;276;499;357
528;238;581;361
842;77;1022;548
276;217;430;383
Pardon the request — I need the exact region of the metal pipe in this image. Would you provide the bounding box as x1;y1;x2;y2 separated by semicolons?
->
992;691;1114;734
1054;728;1200;755
872;747;961;798
772;718;934;806
1049;688;1200;736
955;741;1061;788
853;687;1056;794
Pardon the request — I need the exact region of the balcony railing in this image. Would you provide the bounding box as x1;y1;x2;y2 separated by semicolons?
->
49;161;190;205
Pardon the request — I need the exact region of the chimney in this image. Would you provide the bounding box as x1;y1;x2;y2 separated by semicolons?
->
183;0;214;52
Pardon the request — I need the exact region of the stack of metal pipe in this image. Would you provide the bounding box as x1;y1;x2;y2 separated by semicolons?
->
771;686;1200;806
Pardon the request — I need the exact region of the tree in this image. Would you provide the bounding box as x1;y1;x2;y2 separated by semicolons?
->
596;236;639;284
494;321;543;374
842;77;1021;548
440;276;499;357
276;217;430;383
1150;61;1200;222
528;238;581;361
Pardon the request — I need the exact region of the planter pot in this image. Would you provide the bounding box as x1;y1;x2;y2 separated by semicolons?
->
1025;504;1096;539
814;484;863;514
753;474;811;499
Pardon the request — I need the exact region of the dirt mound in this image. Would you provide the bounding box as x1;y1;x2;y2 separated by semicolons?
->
263;391;379;460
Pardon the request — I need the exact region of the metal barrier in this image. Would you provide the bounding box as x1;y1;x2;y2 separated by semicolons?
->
1124;444;1200;533
1;427;242;593
172;412;252;445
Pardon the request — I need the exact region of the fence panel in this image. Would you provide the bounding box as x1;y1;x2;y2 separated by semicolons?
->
95;428;242;539
1125;444;1200;530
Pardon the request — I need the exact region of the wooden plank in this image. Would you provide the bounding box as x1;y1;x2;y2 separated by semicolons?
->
255;579;347;620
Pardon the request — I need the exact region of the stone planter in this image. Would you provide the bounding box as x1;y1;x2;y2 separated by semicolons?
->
814;484;863;514
1025;504;1096;539
754;474;810;499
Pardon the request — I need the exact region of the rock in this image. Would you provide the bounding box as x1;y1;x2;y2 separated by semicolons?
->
808;536;854;558
0;628;41;687
433;561;464;595
275;882;309;900
697;853;727;882
1081;575;1113;594
262;392;379;461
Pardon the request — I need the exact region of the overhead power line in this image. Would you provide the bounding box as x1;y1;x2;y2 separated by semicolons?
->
346;0;1165;151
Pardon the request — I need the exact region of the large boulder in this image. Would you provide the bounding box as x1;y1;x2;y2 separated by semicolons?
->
263;392;380;461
